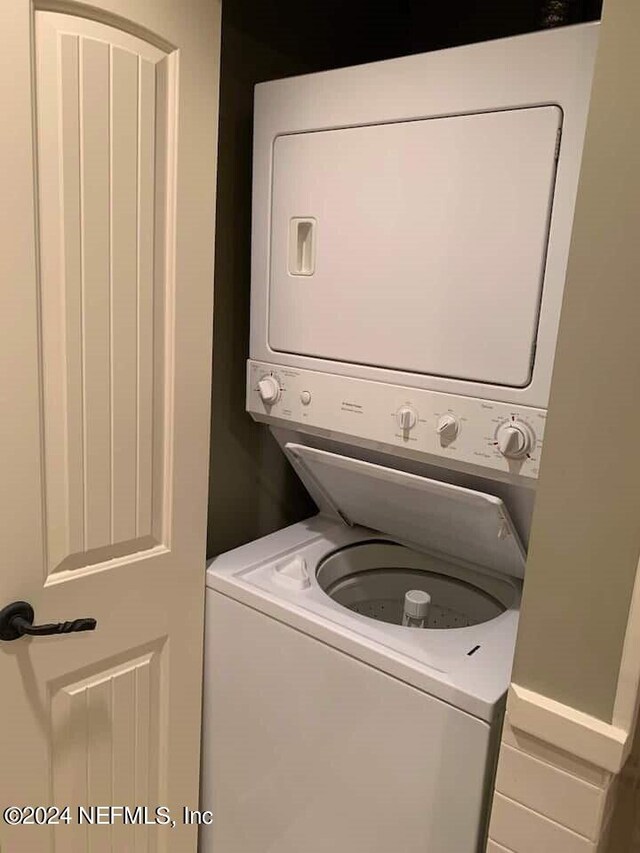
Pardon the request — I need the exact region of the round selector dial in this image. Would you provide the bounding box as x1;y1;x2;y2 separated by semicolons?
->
496;420;535;459
396;406;418;432
436;414;459;442
257;375;281;405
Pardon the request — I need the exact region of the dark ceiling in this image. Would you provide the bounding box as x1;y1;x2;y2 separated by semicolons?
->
224;0;603;72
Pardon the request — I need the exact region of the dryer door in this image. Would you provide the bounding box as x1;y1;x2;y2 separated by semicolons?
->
269;106;561;387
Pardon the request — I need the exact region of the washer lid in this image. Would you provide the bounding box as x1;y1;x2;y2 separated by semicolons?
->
284;444;526;579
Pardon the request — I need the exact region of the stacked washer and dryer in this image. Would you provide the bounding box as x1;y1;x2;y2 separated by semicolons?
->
202;24;599;853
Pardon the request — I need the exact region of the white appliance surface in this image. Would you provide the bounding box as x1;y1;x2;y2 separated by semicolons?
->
206;514;521;721
284;443;526;579
247;359;546;482
269;106;561;387
251;23;598;407
205;449;523;719
201;586;494;853
203;447;524;852
204;24;599;853
203;462;521;851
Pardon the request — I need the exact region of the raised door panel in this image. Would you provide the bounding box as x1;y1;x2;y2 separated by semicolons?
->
50;646;163;852
36;12;173;576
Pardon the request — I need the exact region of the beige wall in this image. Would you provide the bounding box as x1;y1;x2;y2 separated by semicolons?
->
207;19;315;557
513;0;640;721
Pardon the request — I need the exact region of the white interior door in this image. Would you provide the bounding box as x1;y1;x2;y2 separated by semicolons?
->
268;107;561;387
0;1;220;850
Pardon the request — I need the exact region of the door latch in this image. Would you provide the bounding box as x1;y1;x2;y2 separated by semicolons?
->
0;601;97;641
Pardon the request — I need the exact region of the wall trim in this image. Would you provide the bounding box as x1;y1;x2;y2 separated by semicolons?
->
613;554;640;733
508;557;640;776
507;683;628;773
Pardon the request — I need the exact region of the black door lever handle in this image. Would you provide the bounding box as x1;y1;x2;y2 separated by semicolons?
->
0;601;97;641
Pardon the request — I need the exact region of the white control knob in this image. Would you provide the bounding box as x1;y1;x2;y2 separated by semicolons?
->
436;414;459;442
396;406;417;432
496;421;534;459
257;376;280;405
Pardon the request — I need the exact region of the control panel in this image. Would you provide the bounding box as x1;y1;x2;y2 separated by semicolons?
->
247;360;546;481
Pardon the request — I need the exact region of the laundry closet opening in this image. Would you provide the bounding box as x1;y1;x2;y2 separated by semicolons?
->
207;0;603;560
202;6;612;853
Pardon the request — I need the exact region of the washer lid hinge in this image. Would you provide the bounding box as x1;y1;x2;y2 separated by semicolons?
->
497;513;512;540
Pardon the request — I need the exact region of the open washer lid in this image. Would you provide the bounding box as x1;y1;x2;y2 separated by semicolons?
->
285;443;526;579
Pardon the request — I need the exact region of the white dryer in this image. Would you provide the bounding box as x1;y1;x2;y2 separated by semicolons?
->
249;23;598;413
201;22;598;853
203;445;524;853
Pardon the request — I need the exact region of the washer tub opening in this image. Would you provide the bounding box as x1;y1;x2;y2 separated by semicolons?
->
316;541;512;629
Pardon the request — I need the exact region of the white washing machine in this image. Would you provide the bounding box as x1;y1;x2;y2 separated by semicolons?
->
203;445;524;852
201;22;598;853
